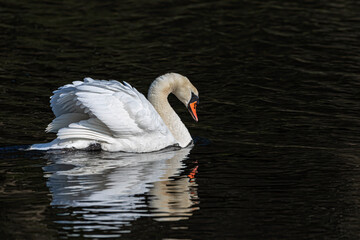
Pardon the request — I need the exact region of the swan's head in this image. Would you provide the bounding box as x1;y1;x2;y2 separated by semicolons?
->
149;73;199;121
171;73;199;122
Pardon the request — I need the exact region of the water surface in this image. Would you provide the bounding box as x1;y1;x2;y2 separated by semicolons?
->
1;0;360;239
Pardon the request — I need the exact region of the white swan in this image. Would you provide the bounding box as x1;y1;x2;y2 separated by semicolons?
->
30;73;199;152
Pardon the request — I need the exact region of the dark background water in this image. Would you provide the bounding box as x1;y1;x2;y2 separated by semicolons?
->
1;0;360;239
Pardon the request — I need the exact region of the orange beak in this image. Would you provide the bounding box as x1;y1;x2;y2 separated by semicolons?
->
188;101;198;122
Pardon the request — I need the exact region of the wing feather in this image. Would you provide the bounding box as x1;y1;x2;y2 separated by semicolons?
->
49;77;171;139
57;119;114;143
46;113;89;133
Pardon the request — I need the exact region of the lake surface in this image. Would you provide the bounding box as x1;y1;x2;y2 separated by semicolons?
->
1;0;360;239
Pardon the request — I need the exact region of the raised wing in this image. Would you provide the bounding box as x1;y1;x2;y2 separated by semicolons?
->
49;78;170;138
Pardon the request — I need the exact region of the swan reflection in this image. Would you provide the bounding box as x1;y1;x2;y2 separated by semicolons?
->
43;146;198;233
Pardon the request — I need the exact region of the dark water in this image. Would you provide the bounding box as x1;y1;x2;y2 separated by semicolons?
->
1;0;360;239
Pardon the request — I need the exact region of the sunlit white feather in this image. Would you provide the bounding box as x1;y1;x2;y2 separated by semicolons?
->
31;78;177;152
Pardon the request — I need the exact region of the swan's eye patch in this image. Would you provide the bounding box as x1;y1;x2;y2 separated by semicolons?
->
189;92;199;105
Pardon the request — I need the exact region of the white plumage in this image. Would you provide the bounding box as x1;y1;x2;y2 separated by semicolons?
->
30;73;199;152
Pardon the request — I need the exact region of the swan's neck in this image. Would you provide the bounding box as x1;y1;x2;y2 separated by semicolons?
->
147;75;192;147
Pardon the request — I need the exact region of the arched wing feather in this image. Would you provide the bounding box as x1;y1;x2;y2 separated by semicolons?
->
49;78;170;138
50;81;85;117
